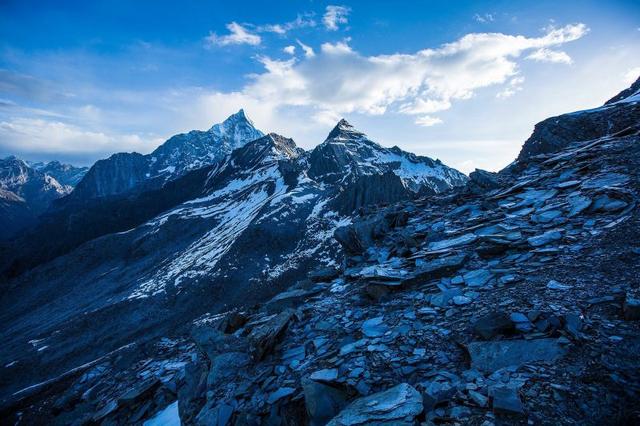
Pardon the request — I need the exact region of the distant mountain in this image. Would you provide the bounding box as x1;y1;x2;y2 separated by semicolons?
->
0;157;78;239
28;161;89;187
68;109;264;201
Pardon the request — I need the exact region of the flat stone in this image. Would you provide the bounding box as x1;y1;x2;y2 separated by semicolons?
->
492;386;524;414
428;233;477;251
528;230;562;247
430;288;462;307
310;368;339;383
362;316;388;337
327;383;423;426
453;295;472;305
567;195;592;217
463;269;494;287
268;387;296;404
467;338;568;372
556;180;581;189
468;390;488;407
532;209;563;223
340;339;367;356
592;195;628;212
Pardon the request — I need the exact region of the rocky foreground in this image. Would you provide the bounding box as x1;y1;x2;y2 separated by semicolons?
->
3;85;640;425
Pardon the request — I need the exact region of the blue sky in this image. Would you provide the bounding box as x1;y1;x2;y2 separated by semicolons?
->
1;0;639;173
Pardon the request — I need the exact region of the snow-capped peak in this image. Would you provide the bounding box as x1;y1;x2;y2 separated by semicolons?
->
325;118;366;141
209;109;263;147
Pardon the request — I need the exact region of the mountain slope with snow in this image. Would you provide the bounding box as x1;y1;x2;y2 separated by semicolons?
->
0;119;467;401
69;109;264;201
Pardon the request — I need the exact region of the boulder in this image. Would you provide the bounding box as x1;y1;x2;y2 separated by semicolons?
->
492;386;524;415
207;352;250;387
468;169;500;193
248;309;295;360
473;312;515;340
327;383;423;425
303;378;349;426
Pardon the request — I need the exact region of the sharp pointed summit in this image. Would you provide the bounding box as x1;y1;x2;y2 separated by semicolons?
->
69;110;264;201
326;118;365;141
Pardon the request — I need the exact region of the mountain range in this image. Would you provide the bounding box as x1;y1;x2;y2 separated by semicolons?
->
0;157;87;240
1;76;639;425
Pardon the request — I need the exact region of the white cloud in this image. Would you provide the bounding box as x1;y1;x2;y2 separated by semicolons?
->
473;13;495;23
323;5;350;31
296;40;315;58
205;22;261;47
415;115;443;127
257;14;316;34
496;76;525;99
283;45;296;55
527;48;572;64
219;23;588;124
0;117;162;155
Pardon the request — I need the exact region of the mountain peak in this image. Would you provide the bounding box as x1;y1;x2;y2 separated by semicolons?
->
326;118;365;141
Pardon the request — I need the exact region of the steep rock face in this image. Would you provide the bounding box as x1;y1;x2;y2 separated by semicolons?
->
331;171;412;215
71;152;149;199
517;76;640;161
0;157;73;239
308;119;468;192
68;110;264;201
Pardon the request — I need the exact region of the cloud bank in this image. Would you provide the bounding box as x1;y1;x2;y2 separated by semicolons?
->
208;23;587;127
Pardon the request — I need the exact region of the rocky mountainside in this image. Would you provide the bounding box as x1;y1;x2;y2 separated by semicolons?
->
0;118;466;416
0;156;82;240
1;78;638;425
68;109;264;201
29;160;89;187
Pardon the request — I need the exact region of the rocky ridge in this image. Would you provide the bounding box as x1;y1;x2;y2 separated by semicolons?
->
68;110;264;201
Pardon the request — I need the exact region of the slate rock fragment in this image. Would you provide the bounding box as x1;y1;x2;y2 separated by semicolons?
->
327;383;423;425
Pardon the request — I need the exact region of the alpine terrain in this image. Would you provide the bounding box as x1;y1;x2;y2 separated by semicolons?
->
0;78;639;426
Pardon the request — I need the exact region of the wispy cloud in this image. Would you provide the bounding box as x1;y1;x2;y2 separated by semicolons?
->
323;5;351;31
256;13;316;34
204;22;261;47
473;13;495;23
283;45;296;55
218;23;588;126
527;48;573;64
296;40;315;58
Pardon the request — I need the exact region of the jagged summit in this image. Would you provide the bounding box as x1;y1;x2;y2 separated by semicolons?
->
208;109;262;143
233;132;301;164
69;110;265;200
325;118;366;141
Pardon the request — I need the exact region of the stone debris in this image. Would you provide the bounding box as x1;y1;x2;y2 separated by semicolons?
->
326;383;423;426
467;338;568;372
